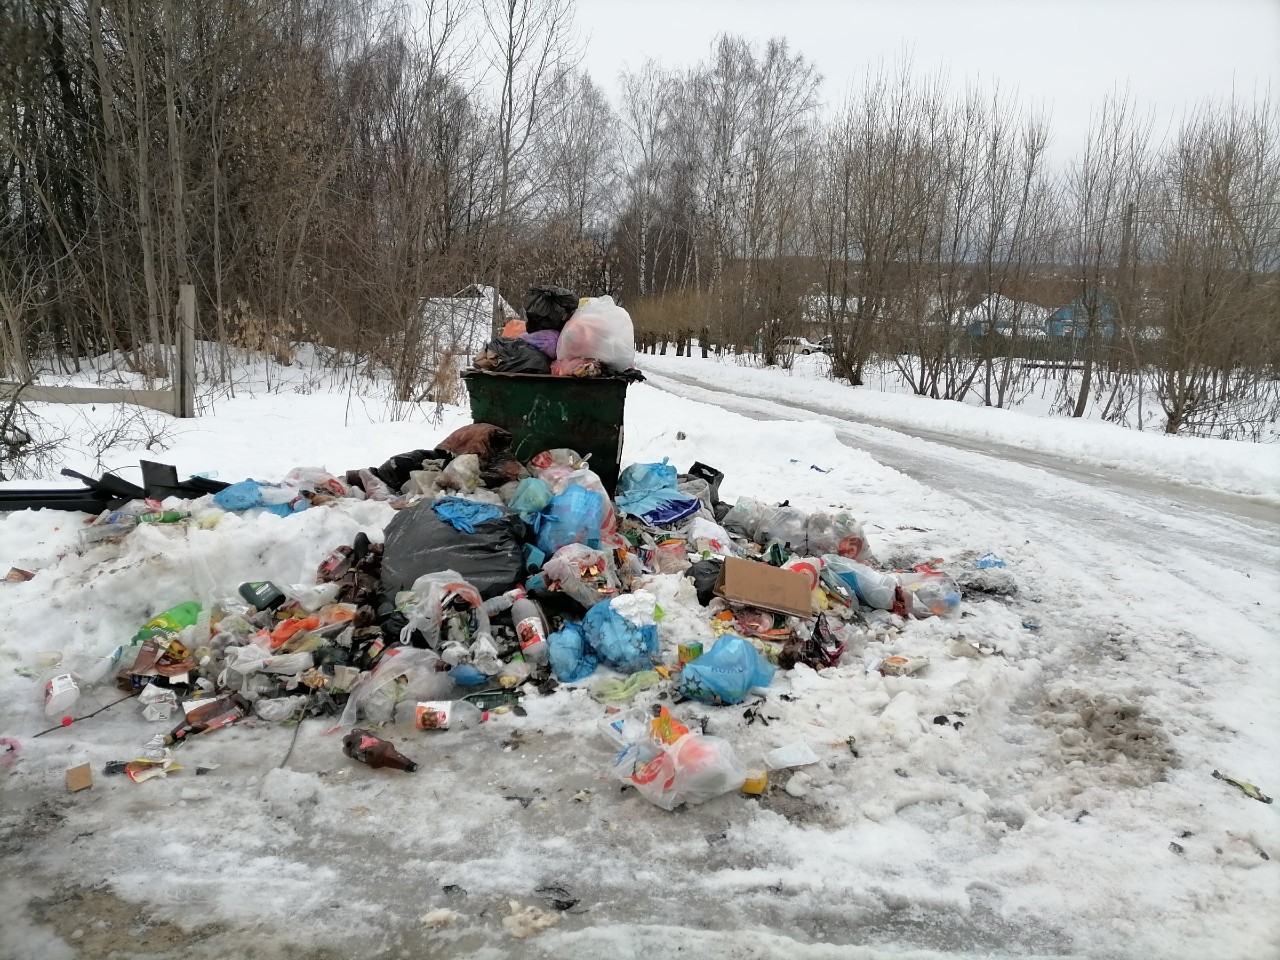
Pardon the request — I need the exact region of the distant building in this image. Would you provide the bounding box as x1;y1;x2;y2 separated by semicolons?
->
1046;293;1117;339
960;294;1050;339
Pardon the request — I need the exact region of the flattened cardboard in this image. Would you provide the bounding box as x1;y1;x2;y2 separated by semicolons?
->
714;556;814;620
66;763;92;793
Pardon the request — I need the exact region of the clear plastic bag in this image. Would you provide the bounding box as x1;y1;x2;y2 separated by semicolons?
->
543;544;618;609
822;555;898;610
897;571;961;619
805;511;870;560
553;467;618;542
338;647;445;727
721;497;766;539
555;296;635;368
439;454;481;493
755;505;808;550
399;571;490;649
613;732;746;810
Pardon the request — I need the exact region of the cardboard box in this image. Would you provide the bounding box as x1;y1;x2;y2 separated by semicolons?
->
714;557;814;620
66;763;92;793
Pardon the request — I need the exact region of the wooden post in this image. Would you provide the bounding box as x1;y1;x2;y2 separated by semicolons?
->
177;283;196;417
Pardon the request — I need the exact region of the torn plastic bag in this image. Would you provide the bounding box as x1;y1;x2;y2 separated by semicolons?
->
398;571;492;649
543;543;619;609
613;730;746;810
438;424;512;459
583;594;659;674
534;484;604;556
677;634;776;705
556;296;635;368
338;647;448;727
381;500;525;599
474;337;552;374
548;622;598;682
615;459;701;527
524;284;579;332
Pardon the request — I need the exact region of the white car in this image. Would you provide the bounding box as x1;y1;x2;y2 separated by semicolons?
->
779;336;823;356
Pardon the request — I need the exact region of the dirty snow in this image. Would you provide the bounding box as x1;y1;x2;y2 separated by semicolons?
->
1;349;1277;959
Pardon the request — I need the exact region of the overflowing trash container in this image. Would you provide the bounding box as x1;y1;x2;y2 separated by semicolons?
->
11;281;1063;818
463;371;629;495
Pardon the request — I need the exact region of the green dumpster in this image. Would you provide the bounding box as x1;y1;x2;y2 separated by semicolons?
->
462;371;629;494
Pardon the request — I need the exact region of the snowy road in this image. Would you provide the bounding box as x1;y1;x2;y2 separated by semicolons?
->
649;368;1280;604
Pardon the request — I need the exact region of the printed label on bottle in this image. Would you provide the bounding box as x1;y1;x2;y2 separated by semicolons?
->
44;673;78;706
415;701;450;730
515;616;546;652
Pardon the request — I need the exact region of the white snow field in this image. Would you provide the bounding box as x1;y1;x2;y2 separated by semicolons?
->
1;349;1276;960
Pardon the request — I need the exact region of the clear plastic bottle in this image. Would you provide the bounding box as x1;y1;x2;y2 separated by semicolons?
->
79;645;124;692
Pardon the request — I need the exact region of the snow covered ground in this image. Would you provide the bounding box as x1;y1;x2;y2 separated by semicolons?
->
1;348;1277;959
642;353;1280;503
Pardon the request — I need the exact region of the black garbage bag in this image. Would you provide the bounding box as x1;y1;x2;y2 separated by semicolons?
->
686;558;724;607
373;448;451;491
381;500;527;599
523;285;578;332
474;337;552;374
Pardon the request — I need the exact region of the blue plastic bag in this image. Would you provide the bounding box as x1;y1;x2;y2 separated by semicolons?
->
432;496;503;534
548;622;599;682
535;484;604;556
509;477;553;525
677;634;776;705
615;459;701;526
215;479;263;511
583;599;659;674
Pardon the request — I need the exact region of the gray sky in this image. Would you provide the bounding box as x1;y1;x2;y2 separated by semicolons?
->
575;0;1280;162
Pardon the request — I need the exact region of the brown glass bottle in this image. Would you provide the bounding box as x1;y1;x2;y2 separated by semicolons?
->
342;728;419;772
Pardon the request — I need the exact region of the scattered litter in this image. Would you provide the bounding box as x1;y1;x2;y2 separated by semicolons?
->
503;900;561;938
420;908;459;929
785;770;812;798
764;742;820;770
65;763;92;792
1212;769;1272;803
878;655;930;677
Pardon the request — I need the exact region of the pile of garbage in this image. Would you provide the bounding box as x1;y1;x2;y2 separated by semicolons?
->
476;285;642;379
33;413;982;808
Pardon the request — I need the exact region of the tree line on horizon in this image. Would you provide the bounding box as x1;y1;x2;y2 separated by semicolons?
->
2;0;1277;437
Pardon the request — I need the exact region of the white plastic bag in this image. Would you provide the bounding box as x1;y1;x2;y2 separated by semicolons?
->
613;732;746;810
338;647;445;727
555;296;635;369
399;571;491;649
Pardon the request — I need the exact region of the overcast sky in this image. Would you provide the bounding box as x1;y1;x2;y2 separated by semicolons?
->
575;0;1280;163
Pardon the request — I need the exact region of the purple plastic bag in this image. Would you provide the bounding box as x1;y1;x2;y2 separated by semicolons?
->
519;329;560;359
